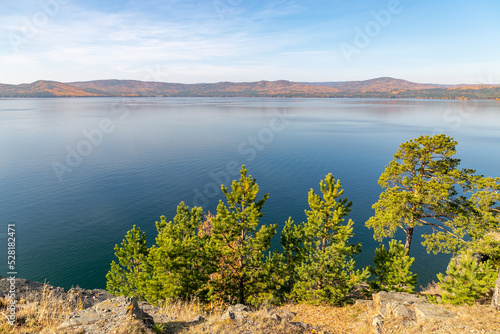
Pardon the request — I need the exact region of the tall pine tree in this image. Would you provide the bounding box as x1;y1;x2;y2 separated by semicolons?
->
291;174;368;305
106;225;150;300
145;202;214;304
209;166;277;305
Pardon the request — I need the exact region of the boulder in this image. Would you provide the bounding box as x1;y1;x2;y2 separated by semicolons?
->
221;304;251;321
373;291;422;320
59;296;154;333
0;277;113;309
138;301;175;324
0;277;66;301
372;291;456;328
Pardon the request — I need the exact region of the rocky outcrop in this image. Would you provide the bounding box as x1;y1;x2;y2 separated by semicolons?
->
370;291;456;333
0;276;114;309
221;304;333;334
59;296;154;333
221;304;252;321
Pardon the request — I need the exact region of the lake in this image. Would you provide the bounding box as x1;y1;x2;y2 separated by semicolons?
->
1;97;500;291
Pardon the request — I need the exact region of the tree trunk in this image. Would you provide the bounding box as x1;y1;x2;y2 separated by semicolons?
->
239;276;245;304
404;227;414;253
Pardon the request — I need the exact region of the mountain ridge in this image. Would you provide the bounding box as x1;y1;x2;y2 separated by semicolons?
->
1;77;499;100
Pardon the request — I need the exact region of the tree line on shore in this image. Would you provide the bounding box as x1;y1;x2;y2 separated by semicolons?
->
106;134;500;307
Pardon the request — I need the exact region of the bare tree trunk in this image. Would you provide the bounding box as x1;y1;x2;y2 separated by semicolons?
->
404;227;414;253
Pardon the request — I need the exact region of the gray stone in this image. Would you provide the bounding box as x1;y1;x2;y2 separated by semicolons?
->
492;271;500;311
186;315;205;324
0;277;114;310
413;303;457;322
372;314;384;334
290;321;334;334
59;296;154;333
373;291;424;318
267;313;281;322
372;291;456;324
138;301;175;323
221;304;251;321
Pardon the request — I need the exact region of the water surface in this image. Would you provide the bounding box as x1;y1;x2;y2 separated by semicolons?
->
1;97;499;290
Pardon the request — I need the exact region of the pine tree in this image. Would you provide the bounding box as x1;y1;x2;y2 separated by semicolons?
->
106;225;150;300
291;174;368;305
145;202;213;304
366;134;478;254
261;218;306;304
209;165;277;305
369;239;417;293
437;253;497;305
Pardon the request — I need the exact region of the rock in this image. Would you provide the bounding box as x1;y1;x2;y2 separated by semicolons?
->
279;311;296;322
492;271;500;311
138;301;175;323
373;291;423;319
0;277;113;309
372;314;384;334
0;277;66;301
221;304;251;321
59;296;154;333
186;315;205;324
267;313;281;322
413;303;457;322
372;291;456;323
290;321;334;334
66;287;115;309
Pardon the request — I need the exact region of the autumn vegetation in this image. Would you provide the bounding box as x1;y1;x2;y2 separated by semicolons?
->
1;77;500;99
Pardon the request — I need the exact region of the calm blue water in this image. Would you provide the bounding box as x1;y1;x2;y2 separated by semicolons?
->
1;97;500;290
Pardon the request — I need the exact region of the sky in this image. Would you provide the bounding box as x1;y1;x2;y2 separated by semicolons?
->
0;0;499;85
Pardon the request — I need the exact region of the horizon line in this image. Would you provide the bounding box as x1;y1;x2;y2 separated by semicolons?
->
2;77;499;86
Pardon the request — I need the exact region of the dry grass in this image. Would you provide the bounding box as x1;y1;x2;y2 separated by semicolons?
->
0;288;83;334
381;303;500;333
2;290;500;334
284;303;376;334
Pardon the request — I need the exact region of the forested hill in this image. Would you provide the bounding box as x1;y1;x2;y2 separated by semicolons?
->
1;77;500;100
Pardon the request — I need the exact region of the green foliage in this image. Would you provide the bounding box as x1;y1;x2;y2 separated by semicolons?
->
368;239;417;293
466;176;500;267
291;174;369;305
145;202;213;304
366;134;477;254
208;166;277;305
105;148;500;309
106;225;150;300
437;253;497;305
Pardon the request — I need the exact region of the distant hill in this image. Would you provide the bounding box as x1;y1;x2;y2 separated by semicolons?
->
304;77;448;91
69;79;341;97
0;80;100;97
332;77;447;91
1;77;499;100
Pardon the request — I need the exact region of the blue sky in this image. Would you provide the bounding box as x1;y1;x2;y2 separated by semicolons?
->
1;0;499;84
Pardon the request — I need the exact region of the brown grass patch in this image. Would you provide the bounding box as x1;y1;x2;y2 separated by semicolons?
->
2;291;500;334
